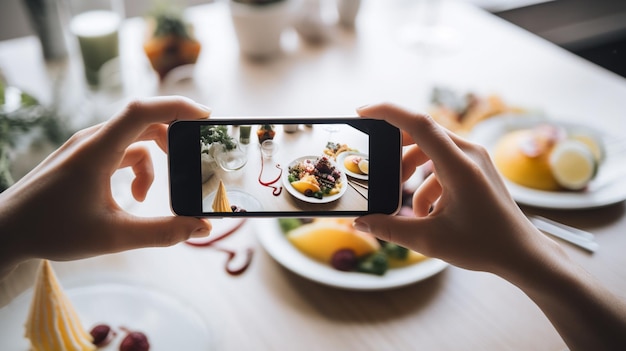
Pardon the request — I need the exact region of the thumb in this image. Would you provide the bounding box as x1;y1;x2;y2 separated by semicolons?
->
353;214;432;254
119;216;212;249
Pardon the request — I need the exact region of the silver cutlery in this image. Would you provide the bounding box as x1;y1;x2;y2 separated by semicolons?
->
528;215;599;253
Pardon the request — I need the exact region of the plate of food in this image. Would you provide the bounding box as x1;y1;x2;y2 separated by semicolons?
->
336;151;369;180
468;114;626;209
282;156;348;204
0;261;212;350
256;218;448;290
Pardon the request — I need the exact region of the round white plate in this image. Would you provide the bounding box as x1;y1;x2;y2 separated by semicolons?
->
468;114;626;209
202;188;262;213
256;219;447;290
0;282;212;350
282;156;348;204
336;151;369;180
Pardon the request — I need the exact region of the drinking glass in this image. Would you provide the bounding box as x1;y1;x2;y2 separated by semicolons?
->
215;142;248;172
66;0;124;87
397;0;459;55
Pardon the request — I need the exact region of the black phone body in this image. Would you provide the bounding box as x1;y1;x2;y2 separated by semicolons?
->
168;117;402;217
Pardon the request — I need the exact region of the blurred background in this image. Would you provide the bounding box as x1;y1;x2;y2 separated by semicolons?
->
4;0;623;77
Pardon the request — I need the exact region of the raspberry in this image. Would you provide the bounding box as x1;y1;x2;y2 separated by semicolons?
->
90;324;114;347
119;331;150;351
331;249;358;271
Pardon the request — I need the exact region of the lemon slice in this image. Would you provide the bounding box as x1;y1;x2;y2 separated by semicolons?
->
358;159;369;174
570;133;605;163
549;140;597;190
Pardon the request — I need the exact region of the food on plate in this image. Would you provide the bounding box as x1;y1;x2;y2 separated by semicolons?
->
343;154;368;175
119;328;150;351
324;141;356;160
90;324;115;347
25;260;96;351
279;218;427;275
549;140;598;190
143;9;201;80
287;156;342;199
212;180;233;212
429;87;524;134
493;124;603;191
358;158;369;175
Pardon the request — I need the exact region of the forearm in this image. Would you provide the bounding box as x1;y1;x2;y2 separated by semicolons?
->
503;237;626;350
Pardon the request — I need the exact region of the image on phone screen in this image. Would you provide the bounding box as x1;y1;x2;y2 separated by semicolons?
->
200;123;369;214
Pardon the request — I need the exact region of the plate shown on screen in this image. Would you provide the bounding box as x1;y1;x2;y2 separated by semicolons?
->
256;219;447;290
336;151;369;180
468;114;626;209
282;156;348;204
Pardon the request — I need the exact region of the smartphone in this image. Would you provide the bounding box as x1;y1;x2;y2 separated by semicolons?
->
168;117;402;217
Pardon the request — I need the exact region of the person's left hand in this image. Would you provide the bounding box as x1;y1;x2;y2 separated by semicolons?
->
0;96;212;277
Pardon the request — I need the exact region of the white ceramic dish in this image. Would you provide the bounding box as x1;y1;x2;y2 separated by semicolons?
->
336;151;369;180
256;219;448;290
0;282;212;350
202;188;262;213
468;114;626;209
282;156;348;204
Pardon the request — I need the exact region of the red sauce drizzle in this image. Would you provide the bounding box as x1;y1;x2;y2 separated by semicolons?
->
185;219;253;276
258;155;283;196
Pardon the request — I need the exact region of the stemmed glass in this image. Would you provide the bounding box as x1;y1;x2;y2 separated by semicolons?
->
397;0;459;55
214;141;248;172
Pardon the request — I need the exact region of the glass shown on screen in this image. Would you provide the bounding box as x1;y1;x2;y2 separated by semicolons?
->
200;123;369;213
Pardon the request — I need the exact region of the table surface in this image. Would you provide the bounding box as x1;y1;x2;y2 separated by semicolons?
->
1;1;626;350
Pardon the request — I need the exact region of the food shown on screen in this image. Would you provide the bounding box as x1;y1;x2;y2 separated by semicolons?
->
343;155;368;175
323;141;356;160
493;124;604;191
212;180;233;212
287;156;343;199
25;260;96;351
278;218;427;275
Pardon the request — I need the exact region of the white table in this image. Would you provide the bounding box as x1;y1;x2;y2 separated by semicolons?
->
2;1;626;350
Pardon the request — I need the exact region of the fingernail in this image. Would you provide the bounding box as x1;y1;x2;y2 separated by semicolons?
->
353;220;370;233
190;227;211;238
195;103;212;114
356;104;370;111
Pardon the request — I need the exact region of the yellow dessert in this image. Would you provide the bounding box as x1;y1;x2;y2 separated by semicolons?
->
286;219;380;262
212;180;233;212
493;129;560;191
493;126;602;191
25;260;95;351
343;155;364;174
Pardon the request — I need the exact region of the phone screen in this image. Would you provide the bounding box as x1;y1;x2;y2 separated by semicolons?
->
169;118;401;217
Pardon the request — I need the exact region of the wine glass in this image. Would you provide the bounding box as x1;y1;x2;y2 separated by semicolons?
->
214;141;248;172
397;0;460;55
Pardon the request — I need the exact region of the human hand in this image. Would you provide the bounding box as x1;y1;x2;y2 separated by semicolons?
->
0;96;212;277
354;103;564;276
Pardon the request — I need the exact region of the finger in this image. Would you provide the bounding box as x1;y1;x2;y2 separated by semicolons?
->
353;214;436;255
357;103;469;182
413;174;442;217
118;145;154;202
116;215;212;249
402;144;430;182
101;96;211;154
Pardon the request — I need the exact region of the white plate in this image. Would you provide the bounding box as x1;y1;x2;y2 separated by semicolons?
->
336;151;369;180
468;114;626;209
282;156;348;204
202;188;262;212
256;219;448;290
0;282;212;350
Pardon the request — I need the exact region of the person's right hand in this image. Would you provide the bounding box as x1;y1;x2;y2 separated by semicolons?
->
353;103;566;277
